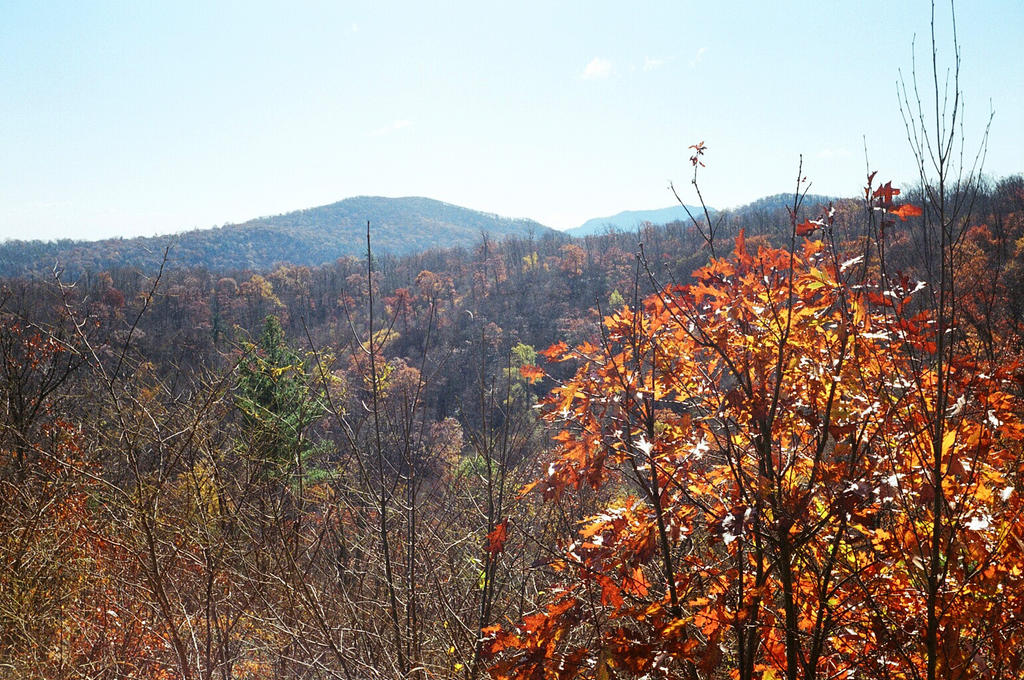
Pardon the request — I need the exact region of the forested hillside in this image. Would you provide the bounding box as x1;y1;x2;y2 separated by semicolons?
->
2;168;1023;678
0;194;844;281
0;196;557;278
5;0;1024;676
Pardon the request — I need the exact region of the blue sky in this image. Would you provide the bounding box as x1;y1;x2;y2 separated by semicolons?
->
2;1;1021;241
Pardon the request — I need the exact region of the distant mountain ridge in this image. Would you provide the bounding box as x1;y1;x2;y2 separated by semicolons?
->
0;192;850;278
567;193;843;238
0;196;556;277
568;204;712;237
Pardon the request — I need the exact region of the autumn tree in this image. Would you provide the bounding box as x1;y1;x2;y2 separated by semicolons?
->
485;7;1023;679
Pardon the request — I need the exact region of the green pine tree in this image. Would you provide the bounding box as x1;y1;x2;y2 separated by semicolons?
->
234;315;320;478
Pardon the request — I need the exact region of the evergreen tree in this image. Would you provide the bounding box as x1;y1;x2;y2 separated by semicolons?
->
234;315;320;477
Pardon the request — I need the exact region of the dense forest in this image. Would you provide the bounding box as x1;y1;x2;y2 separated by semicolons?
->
2;158;1023;679
0;196;557;278
3;6;1024;672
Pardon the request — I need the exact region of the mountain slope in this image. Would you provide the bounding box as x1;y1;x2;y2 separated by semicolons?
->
0;196;555;277
727;193;839;214
567;204;712;237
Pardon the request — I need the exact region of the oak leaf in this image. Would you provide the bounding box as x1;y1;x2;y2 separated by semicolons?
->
486;520;509;555
891;203;923;220
520;365;545;383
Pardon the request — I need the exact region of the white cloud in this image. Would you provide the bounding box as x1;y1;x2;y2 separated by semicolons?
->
643;56;665;71
689;47;707;69
369;119;411;136
582;57;613;80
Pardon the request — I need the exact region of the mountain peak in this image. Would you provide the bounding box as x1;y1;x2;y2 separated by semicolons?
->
0;197;557;277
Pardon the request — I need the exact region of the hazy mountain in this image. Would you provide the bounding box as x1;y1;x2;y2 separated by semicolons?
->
567;204;713;237
569;192;842;239
0;196;556;277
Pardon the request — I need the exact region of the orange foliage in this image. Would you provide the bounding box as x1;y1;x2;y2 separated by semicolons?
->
487;227;1024;679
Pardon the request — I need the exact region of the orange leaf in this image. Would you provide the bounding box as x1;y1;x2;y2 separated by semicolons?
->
539;341;570;361
796;220;818;236
596;574;624;609
623;566;650;597
518;479;541;498
872;181;901;206
520;365;545;384
891;203;923;220
486;520;509;555
735;229;752;265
